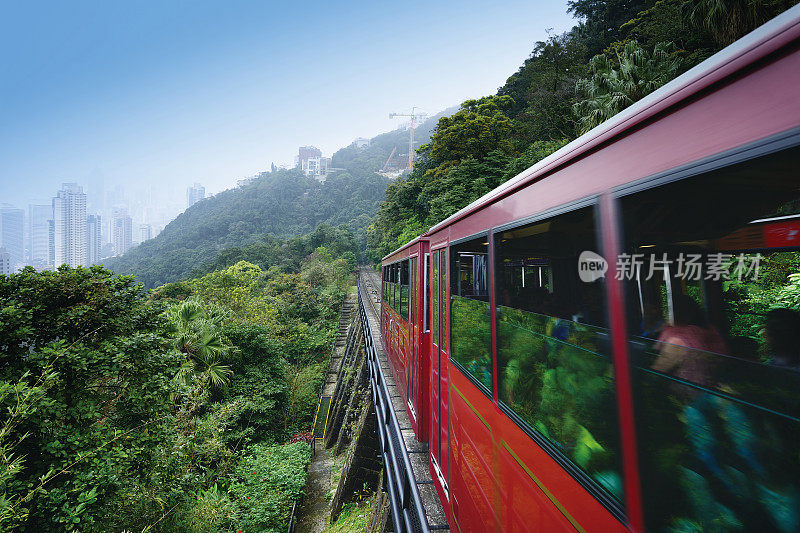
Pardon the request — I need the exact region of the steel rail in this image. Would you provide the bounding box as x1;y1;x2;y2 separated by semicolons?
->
358;271;430;533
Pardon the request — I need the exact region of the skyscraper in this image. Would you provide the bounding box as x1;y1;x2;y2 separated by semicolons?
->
48;220;55;267
0;247;11;276
52;183;88;268
139;223;152;243
86;214;102;266
28;204;52;267
0;204;25;270
187;183;205;208
112;208;132;256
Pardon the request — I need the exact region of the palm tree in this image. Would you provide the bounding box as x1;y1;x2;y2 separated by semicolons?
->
685;0;784;47
169;298;234;390
573;41;684;135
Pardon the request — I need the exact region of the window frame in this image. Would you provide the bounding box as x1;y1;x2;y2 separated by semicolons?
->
608;131;800;530
448;231;493;399
491;197;627;522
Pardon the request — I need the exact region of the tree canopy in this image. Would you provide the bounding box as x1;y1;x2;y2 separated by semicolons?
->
1;252;352;531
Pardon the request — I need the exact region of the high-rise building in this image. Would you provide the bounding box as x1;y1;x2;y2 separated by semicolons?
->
28;204;52;267
0;246;11;275
297;146;322;168
86;214;102;266
139;224;152;243
48;220;55;267
296;146;330;180
187;183;205;208
112;208;132;256
0;204;24;270
52;183;88;268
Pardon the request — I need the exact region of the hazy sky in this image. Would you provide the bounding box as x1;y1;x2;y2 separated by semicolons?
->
0;1;575;207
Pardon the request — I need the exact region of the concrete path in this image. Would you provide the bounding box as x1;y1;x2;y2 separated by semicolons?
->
295;446;334;533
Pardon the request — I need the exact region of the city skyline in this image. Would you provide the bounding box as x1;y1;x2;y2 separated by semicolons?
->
0;181;167;272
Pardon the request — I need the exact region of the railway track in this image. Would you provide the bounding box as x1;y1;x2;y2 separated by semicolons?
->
356;264;450;533
358;266;381;318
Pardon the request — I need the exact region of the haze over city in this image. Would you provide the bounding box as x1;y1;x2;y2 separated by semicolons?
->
1;0;574;211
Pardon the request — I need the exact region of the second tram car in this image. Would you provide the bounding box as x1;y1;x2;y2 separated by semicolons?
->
381;6;800;532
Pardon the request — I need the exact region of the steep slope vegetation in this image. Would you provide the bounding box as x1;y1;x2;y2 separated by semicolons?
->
108;169;386;287
107;110;451;288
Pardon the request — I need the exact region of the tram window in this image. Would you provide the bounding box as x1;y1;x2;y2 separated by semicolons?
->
450;237;492;392
619;145;800;532
392;277;398;312
424;253;430;332
400;260;409;321
495;206;623;504
441;252;448;353
389;263;396;311
411;258;418;324
383;266;389;302
433;252;439;347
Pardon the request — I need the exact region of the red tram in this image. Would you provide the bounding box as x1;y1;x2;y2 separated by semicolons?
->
381;7;800;532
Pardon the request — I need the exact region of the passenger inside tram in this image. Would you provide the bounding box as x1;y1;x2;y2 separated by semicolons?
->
764;307;800;371
651;295;726;391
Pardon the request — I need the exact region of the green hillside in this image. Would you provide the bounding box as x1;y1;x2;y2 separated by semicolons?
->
107;169;384;287
107;111;450;288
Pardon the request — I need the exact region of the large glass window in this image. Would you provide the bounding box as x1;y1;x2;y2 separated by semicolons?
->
382;266;388;302
391;263;396;306
620;145;800;532
384;261;410;320
433;252;439;346
411;257;417;325
450;237;492;392
400;260;409;321
495;207;622;505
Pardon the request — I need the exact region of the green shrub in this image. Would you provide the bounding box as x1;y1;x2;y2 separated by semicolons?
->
230;442;312;533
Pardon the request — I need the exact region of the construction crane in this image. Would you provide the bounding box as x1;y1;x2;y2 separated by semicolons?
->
381;146;397;173
389;107;427;170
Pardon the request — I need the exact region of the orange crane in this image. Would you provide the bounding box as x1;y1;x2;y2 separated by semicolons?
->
381;146;397;173
389;107;427;170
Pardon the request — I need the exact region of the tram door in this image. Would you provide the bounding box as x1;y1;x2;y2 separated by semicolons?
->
407;256;418;421
430;248;450;489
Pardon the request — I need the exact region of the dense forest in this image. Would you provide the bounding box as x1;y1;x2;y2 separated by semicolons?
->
366;0;798;260
1;250;352;532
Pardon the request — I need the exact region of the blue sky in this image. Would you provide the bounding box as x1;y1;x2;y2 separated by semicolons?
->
0;1;575;207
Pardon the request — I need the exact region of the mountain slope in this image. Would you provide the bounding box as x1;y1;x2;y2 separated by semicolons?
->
107;110;452;288
108;169;386;287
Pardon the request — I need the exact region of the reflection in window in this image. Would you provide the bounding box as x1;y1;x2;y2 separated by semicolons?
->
621;145;800;532
400;260;409;321
495;207;622;504
384;260;409;320
433;251;439;347
450;238;492;391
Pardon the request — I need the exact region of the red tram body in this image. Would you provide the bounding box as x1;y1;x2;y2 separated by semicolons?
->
381;7;800;532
